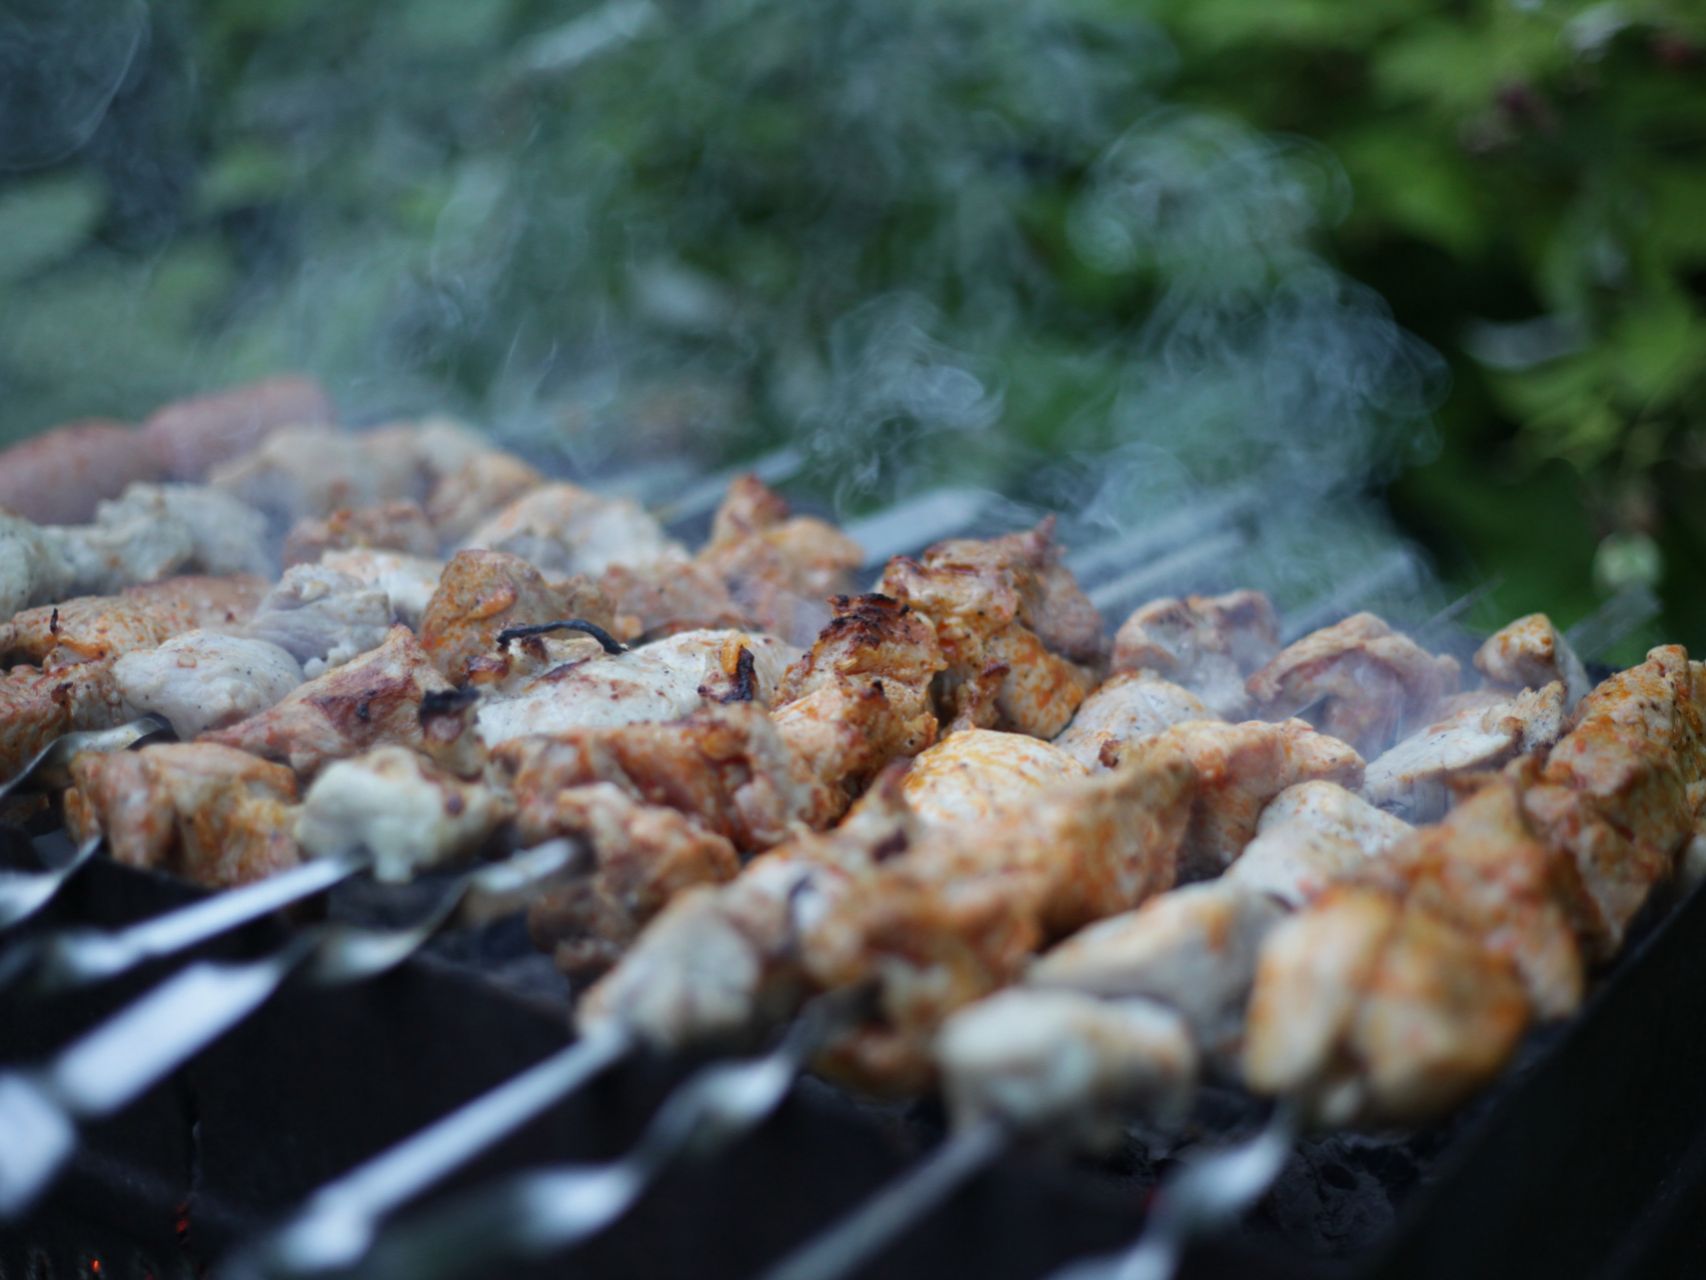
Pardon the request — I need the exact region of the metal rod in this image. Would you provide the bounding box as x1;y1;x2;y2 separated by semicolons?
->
1066;486;1262;585
0;835;103;931
759;1119;1009;1280
1087;530;1249;614
845;489;993;569
1047;1102;1300;1280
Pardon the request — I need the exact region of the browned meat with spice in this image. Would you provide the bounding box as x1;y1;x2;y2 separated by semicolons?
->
900;729;1086;826
524;784;744;977
696;475;863;647
0;661;127;781
596;558;745;640
2;575;267;670
1246;612;1460;757
1243;885;1530;1127
1111;591;1280;719
1517;644;1706;955
63;742;302;887
770;594;944;826
418;549;616;685
877;521;1100;738
200;626;456;777
1475;612;1591;709
283;502;440;565
494;702;810;853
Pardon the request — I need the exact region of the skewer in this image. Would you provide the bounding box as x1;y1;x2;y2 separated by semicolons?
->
0;713;171;804
0;835;105;931
267;985;875;1280
760;1118;1009;1280
844;488;994;568
1047;1104;1300;1280
1087;530;1248;615
0;840;575;1216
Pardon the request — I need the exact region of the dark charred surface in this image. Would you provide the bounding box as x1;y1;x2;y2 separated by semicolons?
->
3;835;1706;1279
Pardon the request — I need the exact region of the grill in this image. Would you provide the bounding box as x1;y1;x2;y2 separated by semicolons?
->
1;441;1701;1280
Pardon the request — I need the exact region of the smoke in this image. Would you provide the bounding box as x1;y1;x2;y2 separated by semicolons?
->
0;0;1454;623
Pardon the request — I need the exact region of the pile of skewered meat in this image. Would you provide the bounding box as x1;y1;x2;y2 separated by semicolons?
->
4;372;1704;1176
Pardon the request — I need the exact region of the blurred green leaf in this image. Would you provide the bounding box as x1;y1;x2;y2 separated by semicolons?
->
0;173;105;287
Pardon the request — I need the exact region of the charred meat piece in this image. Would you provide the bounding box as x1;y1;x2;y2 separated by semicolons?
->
200;626;456;777
463;482;682;578
1246;612;1460;757
696;475;863;647
418;549;614;684
1053;671;1213;770
114;631;303;738
899;728;1087;826
295;746;510;882
1475;611;1591;709
1111;591;1279;719
878;521;1101;738
283;502;440;565
64;742;302;888
494;702;810;852
474;629;798;745
524;784;743;977
2;575;267;670
770;594;944;826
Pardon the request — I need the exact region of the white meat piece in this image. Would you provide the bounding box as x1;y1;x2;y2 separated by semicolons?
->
1053;672;1213;770
43;504;195;595
319;548;444;627
210;424;423;520
1225;825;1369;910
243;564;394;675
113;630;303;738
1255;780;1415;852
94;484;274;578
900;729;1088;826
1475;612;1592;709
1111;591;1279;718
937;990;1198;1146
1027;880;1286;1064
474;629;799;745
0;514;73;615
295;745;509;882
463;483;683;576
1363;682;1567;821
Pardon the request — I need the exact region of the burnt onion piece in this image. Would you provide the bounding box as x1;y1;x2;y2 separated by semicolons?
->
494;619;627;655
716;646;758;704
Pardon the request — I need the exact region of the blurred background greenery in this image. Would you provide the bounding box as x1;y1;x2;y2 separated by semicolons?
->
0;0;1702;650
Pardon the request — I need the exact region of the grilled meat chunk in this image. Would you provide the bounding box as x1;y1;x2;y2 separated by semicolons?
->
1053;671;1213;770
899;729;1087;827
0;660;127;781
696;475;863;647
424;451;544;543
1363;682;1566;821
1246;612;1460;756
2;575;266;669
1127;718;1364;878
1111;591;1279;718
1226;782;1411;908
1475;611;1591;709
295;746;510;882
142;375;335;480
770;594;944;826
418;549;615;684
283;502;440;565
0;420;160;524
243;564;394;674
877;521;1101;738
201;626;455;777
210;424;425;522
494;703;810;852
318;549;444;629
938;991;1198;1146
524;784;743;977
64;742;302;887
1243;885;1530;1128
114;631;303;738
0;514;74;617
1517;644;1706;955
475;630;798;746
597;559;745;641
464;483;682;577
